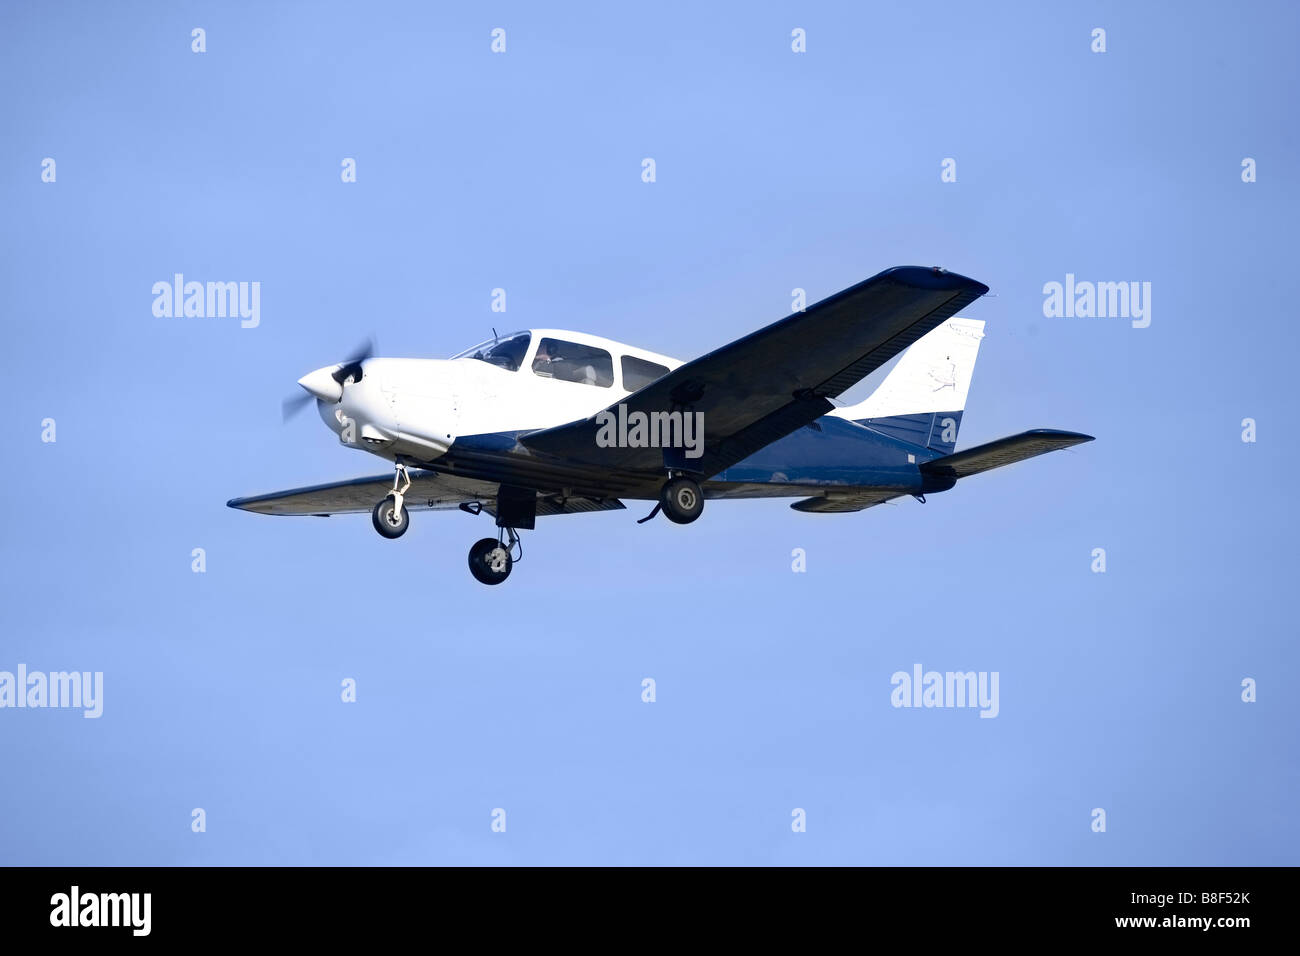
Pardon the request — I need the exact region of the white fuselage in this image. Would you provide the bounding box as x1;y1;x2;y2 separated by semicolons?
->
313;329;683;464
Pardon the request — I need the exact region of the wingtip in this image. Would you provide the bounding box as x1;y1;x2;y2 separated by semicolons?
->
884;265;990;297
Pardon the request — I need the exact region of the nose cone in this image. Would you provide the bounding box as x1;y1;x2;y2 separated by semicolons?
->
297;366;343;403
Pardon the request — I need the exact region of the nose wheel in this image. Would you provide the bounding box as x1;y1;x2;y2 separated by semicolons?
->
372;462;411;539
469;528;519;585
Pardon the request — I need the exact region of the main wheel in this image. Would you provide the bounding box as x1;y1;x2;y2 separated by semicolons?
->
372;497;410;539
660;477;704;524
468;537;513;585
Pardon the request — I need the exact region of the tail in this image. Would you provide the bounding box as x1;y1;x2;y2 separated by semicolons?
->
830;316;985;455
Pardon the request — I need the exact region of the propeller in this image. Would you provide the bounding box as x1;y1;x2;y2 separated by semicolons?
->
330;337;375;385
282;338;376;422
281;390;315;422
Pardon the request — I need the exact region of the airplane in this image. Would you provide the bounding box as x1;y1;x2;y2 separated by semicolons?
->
228;266;1093;585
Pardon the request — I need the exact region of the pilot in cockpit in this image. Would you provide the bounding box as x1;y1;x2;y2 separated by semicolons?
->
533;339;598;385
532;340;558;373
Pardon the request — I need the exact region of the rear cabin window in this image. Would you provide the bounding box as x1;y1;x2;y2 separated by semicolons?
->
531;338;614;388
621;355;669;391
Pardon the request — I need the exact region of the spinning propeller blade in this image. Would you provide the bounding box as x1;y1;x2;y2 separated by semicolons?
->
281;391;315;422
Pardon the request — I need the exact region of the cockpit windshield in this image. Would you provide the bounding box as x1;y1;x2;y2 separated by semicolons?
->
450;331;531;371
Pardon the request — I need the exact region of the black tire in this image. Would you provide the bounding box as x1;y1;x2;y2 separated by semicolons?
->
468;537;513;585
372;497;409;539
660;477;704;524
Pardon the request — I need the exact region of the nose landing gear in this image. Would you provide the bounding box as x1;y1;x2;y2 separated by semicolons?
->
468;527;520;585
372;463;411;539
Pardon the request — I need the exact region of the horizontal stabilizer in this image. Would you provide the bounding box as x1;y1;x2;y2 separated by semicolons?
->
790;490;899;513
919;429;1094;480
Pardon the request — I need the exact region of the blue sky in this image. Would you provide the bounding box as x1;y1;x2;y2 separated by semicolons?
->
2;0;1296;865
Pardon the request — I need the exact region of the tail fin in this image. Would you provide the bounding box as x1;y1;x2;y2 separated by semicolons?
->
831;316;985;455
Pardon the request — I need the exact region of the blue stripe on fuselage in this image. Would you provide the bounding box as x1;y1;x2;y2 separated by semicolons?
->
444;416;941;492
715;415;937;488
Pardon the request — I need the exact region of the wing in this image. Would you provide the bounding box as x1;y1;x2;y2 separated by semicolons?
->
227;470;624;517
521;266;989;477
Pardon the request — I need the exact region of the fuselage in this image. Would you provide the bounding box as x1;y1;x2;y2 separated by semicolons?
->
306;328;937;502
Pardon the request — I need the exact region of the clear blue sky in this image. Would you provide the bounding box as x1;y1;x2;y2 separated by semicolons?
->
2;0;1296;865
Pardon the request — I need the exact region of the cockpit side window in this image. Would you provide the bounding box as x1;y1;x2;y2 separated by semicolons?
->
532;338;613;388
621;355;670;392
451;332;531;371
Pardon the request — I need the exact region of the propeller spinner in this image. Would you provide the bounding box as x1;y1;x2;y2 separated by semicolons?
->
281;338;375;422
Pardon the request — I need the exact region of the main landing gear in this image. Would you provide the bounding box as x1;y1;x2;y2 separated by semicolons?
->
638;474;705;525
369;467;704;583
368;466;527;584
660;476;704;524
372;463;411;539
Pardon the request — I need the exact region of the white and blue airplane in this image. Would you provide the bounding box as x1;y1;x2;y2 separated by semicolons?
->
229;266;1093;584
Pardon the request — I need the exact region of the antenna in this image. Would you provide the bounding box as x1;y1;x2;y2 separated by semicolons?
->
492;327;499;344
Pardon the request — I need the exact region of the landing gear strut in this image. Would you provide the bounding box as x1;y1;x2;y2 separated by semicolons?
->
659;475;704;524
468;527;519;585
372;463;411;539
